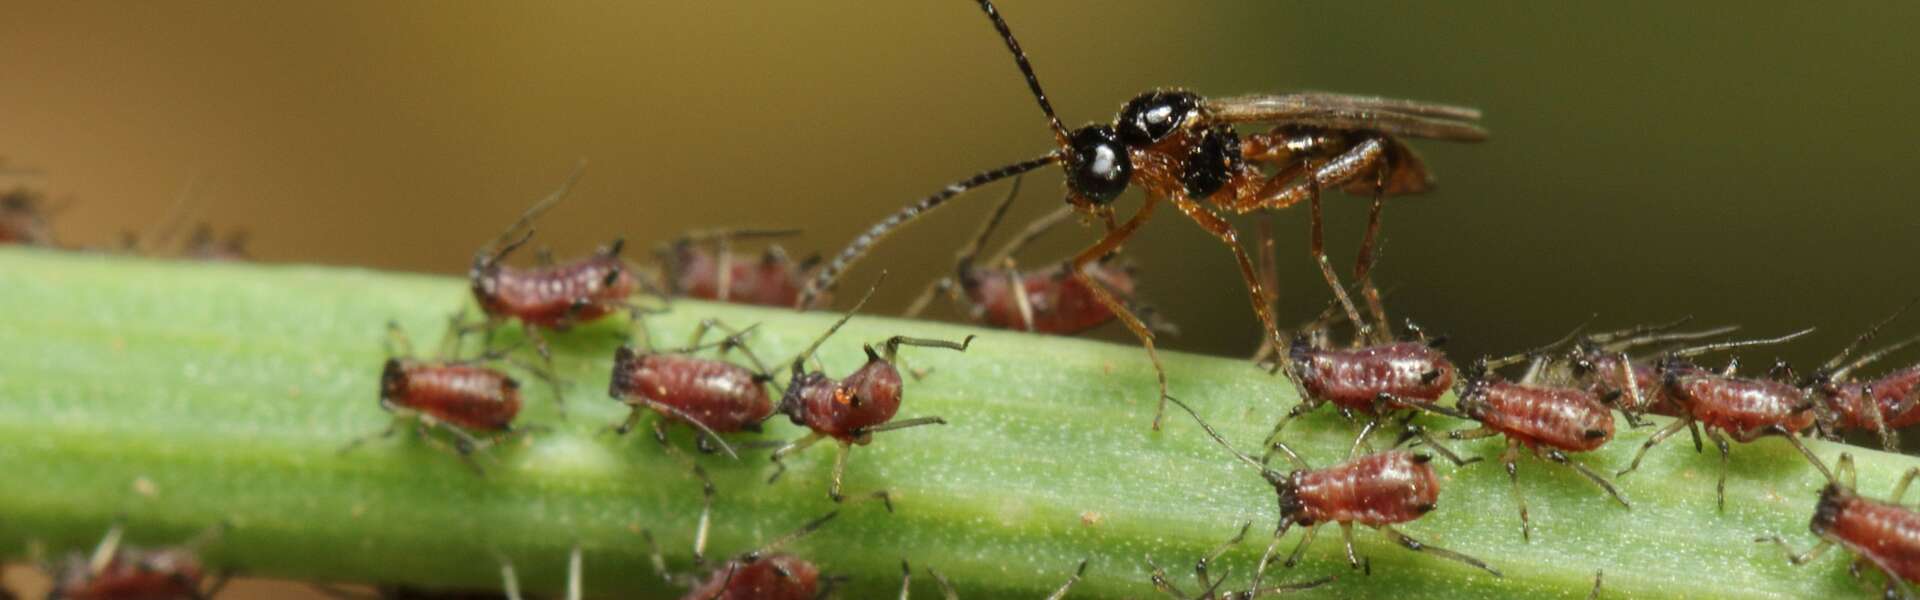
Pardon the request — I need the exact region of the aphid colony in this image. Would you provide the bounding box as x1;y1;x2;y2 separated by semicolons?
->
8;1;1920;598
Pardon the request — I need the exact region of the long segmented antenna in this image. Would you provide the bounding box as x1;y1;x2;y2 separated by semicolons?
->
790;272;887;375
480;159;588;263
745;511;839;560
797;155;1058;309
1483;314;1598;370
1164;395;1273;476
1820;299;1919;375
1668;327;1816;359
975;0;1070;147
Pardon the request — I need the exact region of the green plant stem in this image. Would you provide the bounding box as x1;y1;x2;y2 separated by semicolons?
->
0;247;1912;598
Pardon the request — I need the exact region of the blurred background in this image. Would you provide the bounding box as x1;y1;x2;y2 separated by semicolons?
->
5;1;1919;374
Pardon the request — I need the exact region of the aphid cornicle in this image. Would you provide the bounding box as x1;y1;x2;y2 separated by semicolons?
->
1167;396;1502;594
1615;326;1832;512
799;0;1486;430
1759;453;1920;599
656;228;820;308
769;280;973;505
44;522;228;600
1144;524;1332;599
341;322;542;475
644;512;838;600
464;161;655;412
903;176;1169;336
908;558;1091;600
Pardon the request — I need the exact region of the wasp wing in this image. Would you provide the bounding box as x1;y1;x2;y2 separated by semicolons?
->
1206;92;1488;141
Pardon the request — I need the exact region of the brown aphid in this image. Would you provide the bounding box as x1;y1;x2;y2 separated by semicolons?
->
657;228;819;308
1443;354;1632;541
1144;524;1331;599
903;176;1169;336
909;558;1091;600
0;186;62;247
1807;301;1920;450
341;322;540;475
798;0;1486;430
1167;396;1501;591
1564;317;1806;418
645;512;837;600
1616;328;1832;512
45;522;228;600
1760;453;1920;599
769;280;972;504
464;161;651;411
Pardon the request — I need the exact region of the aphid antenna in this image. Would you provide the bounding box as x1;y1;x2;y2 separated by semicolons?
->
788;272;887;375
137;173;209;254
676;227;806;244
1665;327;1816;360
1253;576;1337;596
975;0;1070;147
1831;333;1920;382
1043;559;1090;600
924;564;959;600
1481;313;1598;371
86;520;127;575
984;206;1076;271
741;511;839;562
1163;395;1287;477
479;159;588;265
1819;298;1920;378
566;545;583;600
954;174;1026;278
1616;324;1744;356
1582;315;1697;346
797;154;1061;310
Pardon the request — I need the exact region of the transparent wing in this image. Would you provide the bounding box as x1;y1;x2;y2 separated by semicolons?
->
1206;92;1488;141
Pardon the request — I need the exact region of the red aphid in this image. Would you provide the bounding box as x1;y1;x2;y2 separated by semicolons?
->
1617;354;1828;511
48;524;225;600
769;283;970;503
1823;365;1920;432
659;230;816;308
1448;364;1631;541
1762;453;1920;598
0;187;59;247
608;319;778;451
680;554;820;600
1168;396;1500;596
1292;341;1455;412
342;323;535;474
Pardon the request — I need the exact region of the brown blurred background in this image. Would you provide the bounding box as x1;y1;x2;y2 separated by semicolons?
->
6;2;1920;394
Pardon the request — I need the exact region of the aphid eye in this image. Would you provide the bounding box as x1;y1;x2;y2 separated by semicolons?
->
1066;125;1132;205
1117;90;1202;146
1180;125;1243;199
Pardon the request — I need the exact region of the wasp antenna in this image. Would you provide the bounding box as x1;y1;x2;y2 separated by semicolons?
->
797;156;1057;309
975;0;1070;147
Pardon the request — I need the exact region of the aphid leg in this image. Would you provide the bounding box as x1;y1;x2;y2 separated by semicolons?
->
1499;440;1532;542
1261;402;1316;465
1839;453;1860;490
1338;522;1369;574
898;560;913;600
1706;428;1732;511
1196;522;1252;592
338;419;401;455
1755;535;1833;565
1067;195;1180;429
1448;426;1501;442
693;464;714;562
500;556;523;600
1280;522;1320;569
1145;555;1191;599
1296;175;1368;343
1864;384;1899;452
828;441;853;503
1007;258;1038;332
903;275;958;319
1543;449;1631;508
1377;524;1502;577
925;564;960;600
86;520;126;575
1891;468;1920;504
384;320;415;358
767;432;826;483
640;530;673;582
1588;570;1603;600
1687;419;1705;454
635;398;740;459
566;545;583;600
1248;520;1299;596
1617;416;1691;476
1391;411;1476;466
1763;425;1835;482
1044;559;1089;600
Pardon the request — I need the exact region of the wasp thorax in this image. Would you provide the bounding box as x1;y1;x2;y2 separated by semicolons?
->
1117;89;1203;146
1066;125;1132;205
1180;124;1243;198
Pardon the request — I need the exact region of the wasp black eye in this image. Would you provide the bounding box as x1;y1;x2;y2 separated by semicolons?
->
1117;90;1202;146
1181;125;1242;199
1066;125;1131;205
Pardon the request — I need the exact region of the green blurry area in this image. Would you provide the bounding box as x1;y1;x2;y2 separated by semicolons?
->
5;1;1918;380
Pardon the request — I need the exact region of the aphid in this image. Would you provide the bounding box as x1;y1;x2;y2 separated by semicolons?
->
645;512;838;600
1144;523;1332;599
798;0;1486;429
769;281;973;504
609;318;778;560
43;522;228;600
0;182;62;247
1444;350;1634;541
465;161;654;409
1167;396;1503;590
903;176;1169;336
178;224;249;262
1806;302;1920;450
1616;328;1833;511
909;558;1090;599
1563;317;1803;417
341;322;541;475
1759;453;1920;599
656;228;819;308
